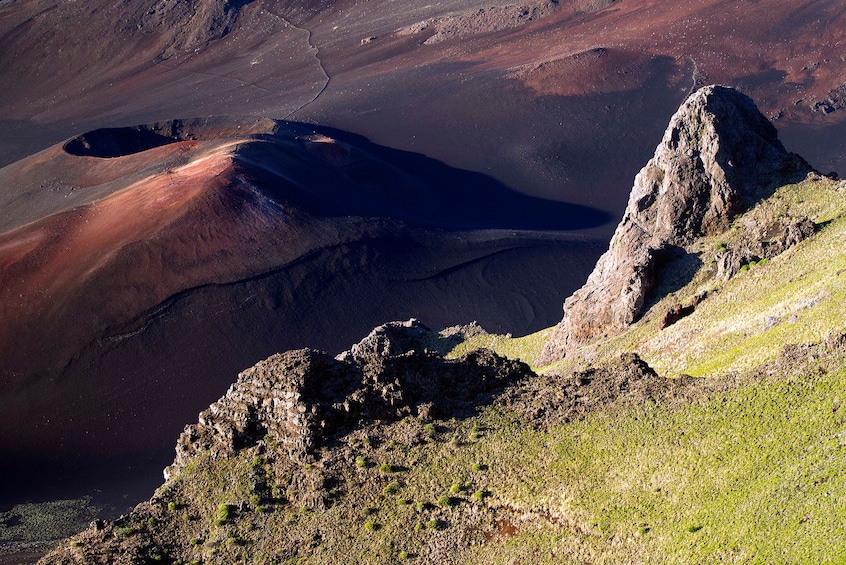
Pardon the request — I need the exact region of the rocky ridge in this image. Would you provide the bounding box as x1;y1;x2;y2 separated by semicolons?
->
539;85;812;364
37;319;691;565
164;319;532;486
33;85;846;565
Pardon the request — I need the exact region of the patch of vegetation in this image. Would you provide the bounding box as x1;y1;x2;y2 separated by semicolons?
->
214;503;231;526
41;176;846;564
445;328;553;370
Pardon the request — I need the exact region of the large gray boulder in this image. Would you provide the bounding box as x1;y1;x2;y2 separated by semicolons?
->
539;85;809;364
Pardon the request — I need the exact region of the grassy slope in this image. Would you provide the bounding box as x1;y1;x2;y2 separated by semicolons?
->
44;176;846;564
445;174;846;562
609;175;846;379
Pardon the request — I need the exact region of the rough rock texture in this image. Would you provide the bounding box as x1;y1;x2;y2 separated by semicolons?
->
165;320;532;480
398;1;560;44
659;290;709;329
502;352;700;428
336;318;439;363
539;85;810;364
714;215;816;280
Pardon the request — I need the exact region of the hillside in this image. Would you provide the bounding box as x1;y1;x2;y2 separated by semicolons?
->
32;86;846;564
5;1;846;548
0;117;603;506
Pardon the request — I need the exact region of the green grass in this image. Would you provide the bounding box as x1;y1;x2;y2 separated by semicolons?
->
441;177;846;381
445;327;553;370
617;177;846;378
540;366;846;563
57;349;846;564
48;176;846;564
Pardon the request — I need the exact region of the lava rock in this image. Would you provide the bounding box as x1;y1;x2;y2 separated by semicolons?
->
540;85;810;364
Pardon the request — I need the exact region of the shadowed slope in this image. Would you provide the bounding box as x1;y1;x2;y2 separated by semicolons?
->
0;118;605;510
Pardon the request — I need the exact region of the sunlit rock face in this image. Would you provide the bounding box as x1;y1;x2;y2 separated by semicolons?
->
540;86;811;364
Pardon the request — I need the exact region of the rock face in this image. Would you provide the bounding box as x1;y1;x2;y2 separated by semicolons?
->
165;320;532;480
539;85;810;364
714;215;816;280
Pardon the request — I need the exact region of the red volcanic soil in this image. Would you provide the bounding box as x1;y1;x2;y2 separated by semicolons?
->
2;1;845;193
0;118;606;518
1;0;845;546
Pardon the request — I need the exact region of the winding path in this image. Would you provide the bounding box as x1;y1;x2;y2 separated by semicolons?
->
262;6;332;119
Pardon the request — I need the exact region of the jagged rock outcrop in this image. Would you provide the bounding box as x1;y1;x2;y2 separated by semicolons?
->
714;215;816;279
337;318;438;363
539;85;810;365
165;320;532;480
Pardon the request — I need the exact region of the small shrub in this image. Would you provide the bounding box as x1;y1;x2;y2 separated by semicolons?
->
114;526;134;538
426;519;443;530
687;525;703;533
70;540;81;547
437;495;452;508
167;501;177;512
250;494;262;507
190;538;201;546
399;550;409;560
423;423;436;435
355;456;367;469
471;490;485;503
379;463;395;474
383;481;401;495
226;534;245;546
449;482;463;495
471;463;487;472
215;503;231;525
414;522;424;532
364;521;379;532
714;242;727;252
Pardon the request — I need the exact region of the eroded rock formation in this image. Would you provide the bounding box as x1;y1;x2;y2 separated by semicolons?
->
165;320;532;480
539;85;810;364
